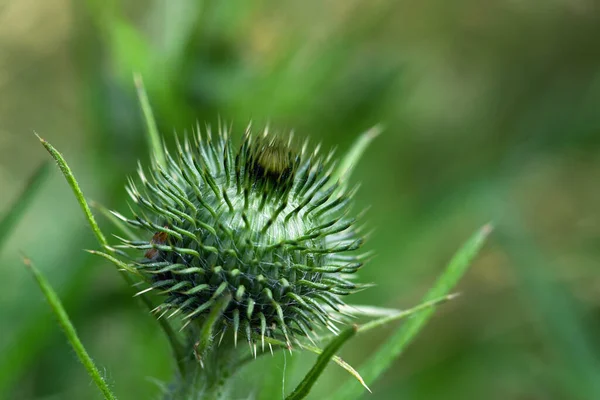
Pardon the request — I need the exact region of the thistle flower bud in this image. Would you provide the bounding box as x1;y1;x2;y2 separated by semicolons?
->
113;127;368;346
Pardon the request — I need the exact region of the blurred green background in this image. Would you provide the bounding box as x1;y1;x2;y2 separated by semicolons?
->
2;1;600;399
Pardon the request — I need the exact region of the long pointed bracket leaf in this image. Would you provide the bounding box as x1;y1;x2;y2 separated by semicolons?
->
36;134;184;374
24;257;117;400
286;325;358;400
325;293;459;341
35;134;108;248
134;73;165;168
332;125;382;192
244;294;457;369
331;223;493;400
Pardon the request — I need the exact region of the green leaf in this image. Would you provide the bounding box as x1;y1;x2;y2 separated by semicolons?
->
332;125;382;192
245;294;456;394
331;223;493;400
35;134;108;248
134;73;166;167
37;135;186;375
23;256;117;400
286;325;358;400
324;293;458;340
0;162;50;251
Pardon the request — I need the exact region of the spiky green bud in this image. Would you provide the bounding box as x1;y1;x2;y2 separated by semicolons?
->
113;127;368;347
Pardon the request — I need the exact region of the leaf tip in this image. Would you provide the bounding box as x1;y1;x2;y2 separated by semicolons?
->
33;131;45;143
365;124;384;140
133;72;143;88
481;222;494;236
22;255;32;268
446;292;461;301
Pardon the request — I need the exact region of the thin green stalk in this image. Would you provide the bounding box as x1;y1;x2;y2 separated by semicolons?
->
0;162;50;251
286;325;357;400
316;293;459;345
134;73;165;167
35;133;108;248
23;256;117;400
357;293;459;334
331;223;493;400
332;125;382;192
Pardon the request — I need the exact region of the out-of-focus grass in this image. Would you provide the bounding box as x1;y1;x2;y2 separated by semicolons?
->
1;1;600;399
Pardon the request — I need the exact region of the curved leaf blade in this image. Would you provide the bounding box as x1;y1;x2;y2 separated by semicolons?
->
286;325;358;400
35;134;108;248
134;73;165;167
331;223;493;399
24;257;117;400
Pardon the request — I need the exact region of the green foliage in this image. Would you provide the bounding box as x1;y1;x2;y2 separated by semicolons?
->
332;224;493;399
134;74;165;168
23;257;117;400
26;123;488;400
35;133;189;379
331;125;382;194
4;1;599;399
286;325;357;400
36;134;108;248
0;163;49;251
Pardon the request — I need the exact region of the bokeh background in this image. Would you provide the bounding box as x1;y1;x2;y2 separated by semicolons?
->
2;1;600;399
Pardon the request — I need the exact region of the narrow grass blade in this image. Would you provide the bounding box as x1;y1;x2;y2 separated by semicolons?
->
338;304;404;317
357;294;459;334
331;223;493;400
134;73;165;167
0;162;50;251
248;296;456;390
286;325;358;400
23;256;117;400
327;294;458;340
35;134;108;248
332;125;382;192
35;135;186;375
